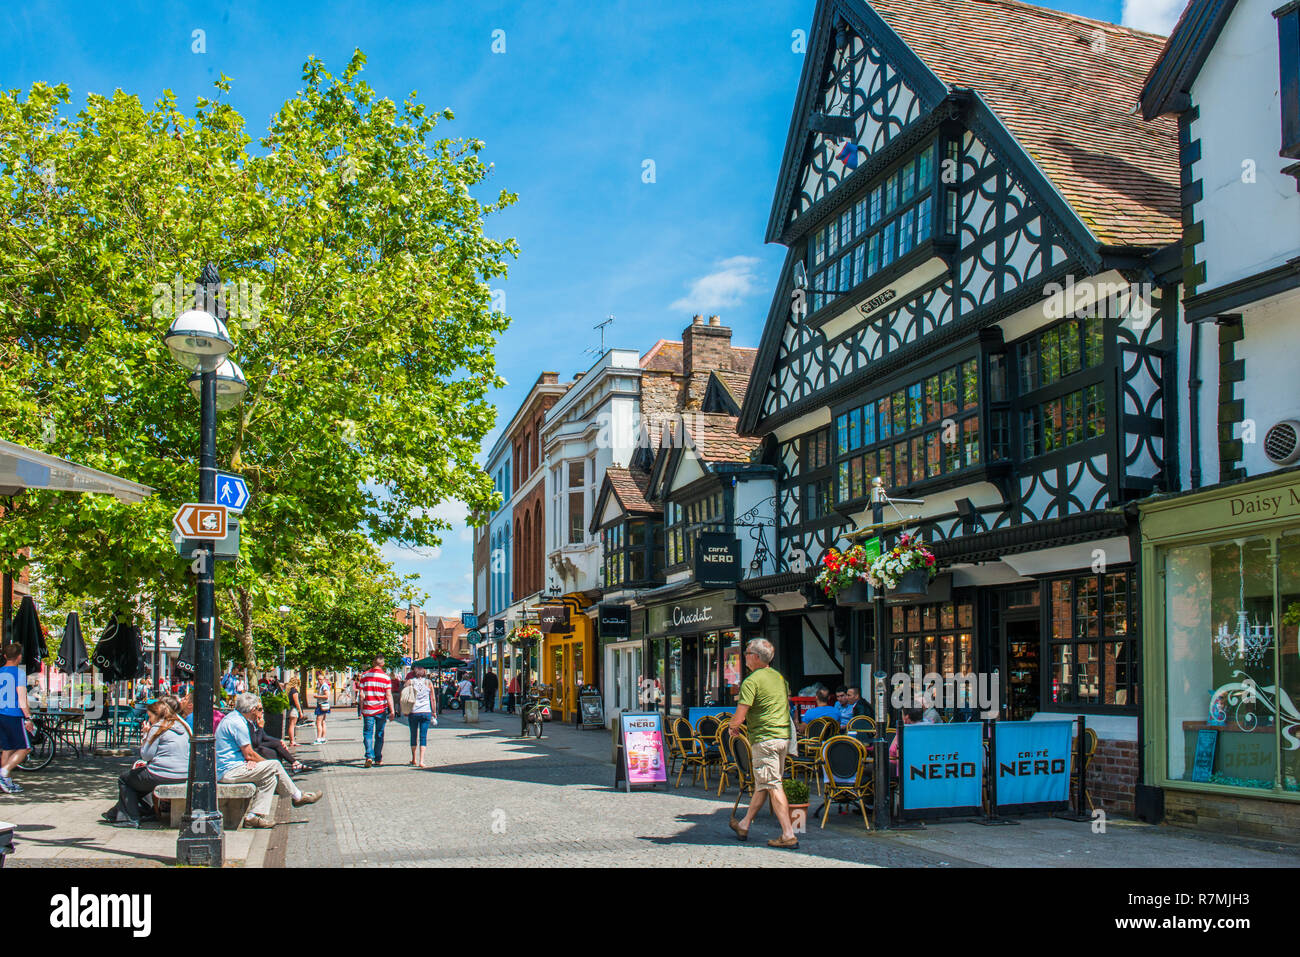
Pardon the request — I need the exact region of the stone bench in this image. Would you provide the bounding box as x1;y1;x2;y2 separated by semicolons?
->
153;783;258;830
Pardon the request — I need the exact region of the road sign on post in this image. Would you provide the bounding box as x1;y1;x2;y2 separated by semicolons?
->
173;503;228;540
215;472;250;512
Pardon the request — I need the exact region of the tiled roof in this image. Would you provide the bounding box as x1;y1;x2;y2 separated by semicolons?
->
640;340;682;372
606;467;659;514
713;370;753;405
870;0;1181;248
683;413;763;464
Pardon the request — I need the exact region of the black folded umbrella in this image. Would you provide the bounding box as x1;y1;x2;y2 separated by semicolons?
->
92;617;124;681
55;612;90;674
176;624;196;680
13;595;46;673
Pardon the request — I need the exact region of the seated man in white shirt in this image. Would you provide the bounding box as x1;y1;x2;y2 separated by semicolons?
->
215;693;321;829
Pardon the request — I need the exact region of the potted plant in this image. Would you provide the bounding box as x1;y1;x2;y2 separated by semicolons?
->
784;778;811;830
816;545;876;607
261;692;289;738
513;625;542;644
867;533;937;599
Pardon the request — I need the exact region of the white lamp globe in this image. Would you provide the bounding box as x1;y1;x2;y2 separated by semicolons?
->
187;358;248;411
165;309;234;373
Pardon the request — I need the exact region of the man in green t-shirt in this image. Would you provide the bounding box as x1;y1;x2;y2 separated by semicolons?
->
727;638;797;848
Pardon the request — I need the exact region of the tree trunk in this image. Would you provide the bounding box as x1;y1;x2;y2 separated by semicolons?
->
237;585;257;676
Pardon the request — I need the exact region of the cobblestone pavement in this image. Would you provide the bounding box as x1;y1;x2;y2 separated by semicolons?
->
284;711;1300;868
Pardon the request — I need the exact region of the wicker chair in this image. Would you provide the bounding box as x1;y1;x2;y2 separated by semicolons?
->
1071;727;1099;811
693;715;724;788
846;715;876;737
716;723;742;796
667;716;694;781
820;735;873;830
728;733;755;817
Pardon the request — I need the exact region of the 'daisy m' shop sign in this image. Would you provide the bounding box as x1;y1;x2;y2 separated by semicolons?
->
648;591;734;636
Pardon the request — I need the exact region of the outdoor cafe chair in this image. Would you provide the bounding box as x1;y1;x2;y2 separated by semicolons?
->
716;723;742;796
846;715;876;737
667;717;695;781
695;715;724;786
675;718;712;788
728;733;755;817
1070;727;1099;811
819;735;873;831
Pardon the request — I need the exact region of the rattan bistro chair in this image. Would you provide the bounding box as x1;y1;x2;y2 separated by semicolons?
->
820;735;873;831
671;717;699;787
716;723;743;795
728;733;755;817
694;715;724;788
846;715;876;737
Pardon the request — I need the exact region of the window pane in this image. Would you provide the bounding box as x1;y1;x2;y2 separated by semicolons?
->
1087;385;1106;438
569;491;584;543
892;390;907;435
867;232;880;277
925;375;942;423
1018;340;1037;393
862;403;876;446
569;462;584;487
1085;315;1104;367
917;196;932;243
1061;320;1081;376
908;382;923;429
848;407;862;450
941;368;959;418
962;359;978;409
911;435;925;484
899;208;915;255
850;456;864;500
885;171;899;214
837;414;849;454
882;221;896;268
926;431;942;478
963;418;980;467
1041;328;1060;386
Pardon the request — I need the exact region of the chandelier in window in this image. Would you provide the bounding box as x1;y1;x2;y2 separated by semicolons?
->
1213;539;1274;665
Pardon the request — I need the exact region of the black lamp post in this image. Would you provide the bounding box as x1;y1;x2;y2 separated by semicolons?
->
164;263;247;867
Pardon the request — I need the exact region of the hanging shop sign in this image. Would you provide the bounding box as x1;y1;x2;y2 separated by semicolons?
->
539;604;570;634
598;603;631;640
897;721;985;819
991;719;1075;814
694;533;741;588
492;619;506;638
740;604;766;627
615;711;667;791
461;611;478;629
647;591;734;636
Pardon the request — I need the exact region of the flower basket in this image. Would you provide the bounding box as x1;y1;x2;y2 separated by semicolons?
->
835;580;875;607
512;625;542;646
867;533;937;594
815;545;876;602
888;567;932;600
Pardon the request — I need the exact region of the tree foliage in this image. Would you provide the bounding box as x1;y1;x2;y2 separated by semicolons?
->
0;51;512;668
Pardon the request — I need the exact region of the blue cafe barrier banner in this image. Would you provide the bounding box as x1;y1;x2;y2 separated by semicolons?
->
898;721;985;818
687;706;733;727
992;719;1075;813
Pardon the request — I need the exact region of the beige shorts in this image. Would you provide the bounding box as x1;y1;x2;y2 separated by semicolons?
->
752;737;789;791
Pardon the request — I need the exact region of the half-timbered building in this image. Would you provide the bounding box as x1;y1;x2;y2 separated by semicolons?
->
738;0;1184;813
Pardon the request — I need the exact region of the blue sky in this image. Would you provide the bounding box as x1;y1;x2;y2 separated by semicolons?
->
0;0;1181;616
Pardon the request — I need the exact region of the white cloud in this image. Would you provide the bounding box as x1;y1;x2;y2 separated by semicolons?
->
669;256;761;313
1121;0;1182;34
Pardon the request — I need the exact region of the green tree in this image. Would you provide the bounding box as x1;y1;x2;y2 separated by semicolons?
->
0;51;511;669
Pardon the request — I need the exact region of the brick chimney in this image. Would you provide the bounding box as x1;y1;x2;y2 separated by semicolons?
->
682;314;733;379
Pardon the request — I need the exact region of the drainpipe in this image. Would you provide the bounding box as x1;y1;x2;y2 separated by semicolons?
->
1188;321;1202;490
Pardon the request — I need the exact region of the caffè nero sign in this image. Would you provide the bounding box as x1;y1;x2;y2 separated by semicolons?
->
694;532;741;588
648;591;735;636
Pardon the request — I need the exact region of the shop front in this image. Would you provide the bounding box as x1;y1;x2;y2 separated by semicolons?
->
539;596;596;724
645;590;749;718
1141;468;1300;839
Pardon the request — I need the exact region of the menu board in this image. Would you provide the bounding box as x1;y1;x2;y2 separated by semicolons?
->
1191;728;1218;783
619;711;667;791
580;693;604;729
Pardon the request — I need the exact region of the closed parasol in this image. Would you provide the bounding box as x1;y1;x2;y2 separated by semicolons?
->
13;595;46;673
54;612;90;675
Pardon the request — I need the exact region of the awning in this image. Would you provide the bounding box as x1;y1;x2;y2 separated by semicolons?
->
0;439;154;503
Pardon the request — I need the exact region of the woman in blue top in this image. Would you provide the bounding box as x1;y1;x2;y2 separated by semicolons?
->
102;695;190;828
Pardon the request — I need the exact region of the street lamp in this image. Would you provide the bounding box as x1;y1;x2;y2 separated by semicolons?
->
165;262;244;867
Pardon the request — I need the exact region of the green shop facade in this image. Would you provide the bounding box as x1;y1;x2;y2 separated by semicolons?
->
1141;467;1300;838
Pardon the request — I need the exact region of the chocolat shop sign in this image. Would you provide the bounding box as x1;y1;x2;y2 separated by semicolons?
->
599;603;631;640
648;591;734;636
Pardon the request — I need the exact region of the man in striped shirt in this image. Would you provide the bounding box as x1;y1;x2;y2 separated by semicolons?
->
358;656;397;768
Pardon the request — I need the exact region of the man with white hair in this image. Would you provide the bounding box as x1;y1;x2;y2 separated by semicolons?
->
215;692;321;829
727;638;798;849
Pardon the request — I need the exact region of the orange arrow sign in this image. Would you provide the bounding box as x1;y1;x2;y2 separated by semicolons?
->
172;503;228;540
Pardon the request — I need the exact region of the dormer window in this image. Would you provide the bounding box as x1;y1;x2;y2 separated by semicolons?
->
807;139;939;314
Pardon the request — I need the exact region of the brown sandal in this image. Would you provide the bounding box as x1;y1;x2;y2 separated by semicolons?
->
767;835;799;849
729;817;749;841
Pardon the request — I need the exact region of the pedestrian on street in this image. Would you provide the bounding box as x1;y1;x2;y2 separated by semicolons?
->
727;638;799;849
215;692;321;829
482;669;499;713
313;674;332;744
358;656;397;767
0;642;34;794
285;677;303;748
505;672;519;714
401;665;438;767
456;673;475;721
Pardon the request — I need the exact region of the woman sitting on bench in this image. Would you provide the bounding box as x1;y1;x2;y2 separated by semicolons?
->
102;695;190;828
251;710;305;772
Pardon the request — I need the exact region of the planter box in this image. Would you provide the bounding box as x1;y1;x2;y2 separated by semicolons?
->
264;711;284;738
887;568;931;600
834;580;875;607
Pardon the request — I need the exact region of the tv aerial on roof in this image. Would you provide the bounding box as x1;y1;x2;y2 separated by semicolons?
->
583;315;616;357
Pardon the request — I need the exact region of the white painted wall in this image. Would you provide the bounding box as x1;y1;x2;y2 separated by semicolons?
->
1236;292;1300;475
733;475;777;577
1190;0;1300;290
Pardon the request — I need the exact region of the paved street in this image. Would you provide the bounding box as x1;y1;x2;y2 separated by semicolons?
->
285;710;1300;868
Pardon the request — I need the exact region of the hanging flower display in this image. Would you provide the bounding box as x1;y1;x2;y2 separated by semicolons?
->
512;624;542;644
866;533;937;590
815;544;875;600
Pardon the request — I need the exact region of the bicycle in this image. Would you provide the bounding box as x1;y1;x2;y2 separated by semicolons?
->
17;717;55;771
520;693;549;739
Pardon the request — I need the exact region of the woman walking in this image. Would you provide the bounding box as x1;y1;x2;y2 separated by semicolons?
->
403;665;438;768
314;673;332;744
285;677;303;748
102;695;190;827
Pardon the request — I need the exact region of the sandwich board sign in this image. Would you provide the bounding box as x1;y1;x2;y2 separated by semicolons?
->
615;711;667;792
